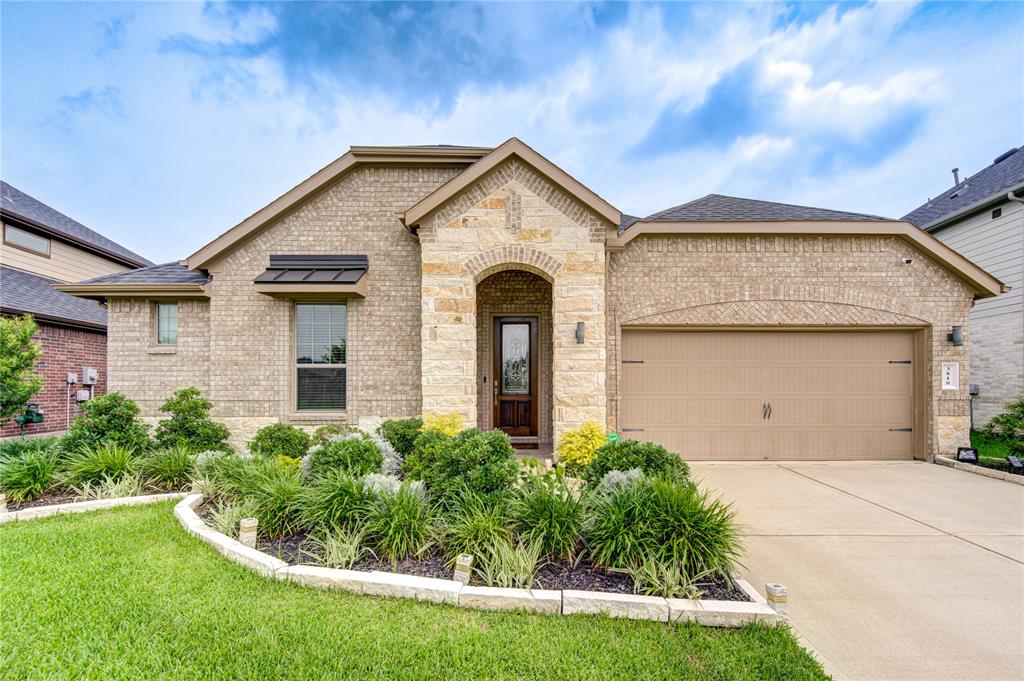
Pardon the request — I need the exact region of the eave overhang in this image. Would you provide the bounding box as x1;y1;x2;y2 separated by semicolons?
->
607;220;1008;299
54;282;210;301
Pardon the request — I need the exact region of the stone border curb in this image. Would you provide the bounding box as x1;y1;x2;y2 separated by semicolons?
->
934;456;1024;485
0;492;187;525
174;494;783;627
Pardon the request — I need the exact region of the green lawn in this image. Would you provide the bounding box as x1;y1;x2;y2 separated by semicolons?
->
971;430;1013;463
0;502;828;680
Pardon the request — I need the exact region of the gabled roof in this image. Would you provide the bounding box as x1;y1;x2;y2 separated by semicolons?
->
642;194;892;225
901;146;1024;230
1;181;153;268
186;145;492;270
54;262;210;300
1;265;107;329
401;138;621;229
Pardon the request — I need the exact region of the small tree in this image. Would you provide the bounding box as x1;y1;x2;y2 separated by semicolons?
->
0;315;43;426
153;387;231;453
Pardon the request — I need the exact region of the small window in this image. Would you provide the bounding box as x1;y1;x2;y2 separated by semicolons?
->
4;223;50;255
156;303;178;345
295;302;346;411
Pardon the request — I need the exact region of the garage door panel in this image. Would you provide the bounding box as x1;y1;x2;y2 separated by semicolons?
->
620;330;915;461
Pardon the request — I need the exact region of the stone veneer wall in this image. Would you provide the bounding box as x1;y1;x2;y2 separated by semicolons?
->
107;166;460;450
420;157;610;445
606;235;976;458
475;270;553;444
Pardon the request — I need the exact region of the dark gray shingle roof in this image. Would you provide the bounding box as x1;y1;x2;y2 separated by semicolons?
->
0;265;107;328
642;194;893;224
0;181;153;267
81;261;210;285
901;146;1024;229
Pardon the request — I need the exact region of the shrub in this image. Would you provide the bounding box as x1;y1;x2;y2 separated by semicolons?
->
248;423;311;460
71;473;144;500
512;470;584;561
0;436;62;461
401;429;451;481
62;442;138;485
242;464;306;537
475;539;545;589
276;455;302;475
584;476;742;579
556;421;606;472
983;396;1024;456
597;468;645;495
299;469;373;532
408;428;518;501
0;448;58;501
441;490;513;561
0;314;42;427
152;388;231;453
140;447;195;490
421;412;464;437
377;418;423;456
207;498;260;538
194;451;254;499
372;431;403;477
614;556;710;599
583;440;689;488
312;424;353;443
62;393;150;454
367;482;435;564
306;436;382;480
305;525;371;569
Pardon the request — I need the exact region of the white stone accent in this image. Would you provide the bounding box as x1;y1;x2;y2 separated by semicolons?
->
276;565;376;593
361;571;462;604
561;590;669;622
459;586;561;614
0;492;187;525
668;598;782;627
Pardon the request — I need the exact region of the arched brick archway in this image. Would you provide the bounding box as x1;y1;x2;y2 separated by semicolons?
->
465;245;562;284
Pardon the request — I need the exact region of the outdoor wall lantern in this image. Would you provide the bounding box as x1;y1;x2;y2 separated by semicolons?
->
576;321;585;344
947;326;964;346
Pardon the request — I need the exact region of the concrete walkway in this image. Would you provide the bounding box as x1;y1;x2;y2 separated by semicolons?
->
692;461;1024;681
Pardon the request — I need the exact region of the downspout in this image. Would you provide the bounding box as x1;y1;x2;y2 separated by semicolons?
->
1008;189;1024;206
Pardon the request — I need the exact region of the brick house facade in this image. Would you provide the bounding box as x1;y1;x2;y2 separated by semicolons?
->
61;139;1007;460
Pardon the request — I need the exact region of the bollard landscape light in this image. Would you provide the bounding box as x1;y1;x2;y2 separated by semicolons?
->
239;517;258;548
453;553;474;585
766;583;789;617
956;447;979;464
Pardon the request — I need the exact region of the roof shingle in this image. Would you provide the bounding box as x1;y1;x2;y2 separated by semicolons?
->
0;265;107;328
642;194;893;224
901;146;1024;229
1;181;153;267
80;261;210;285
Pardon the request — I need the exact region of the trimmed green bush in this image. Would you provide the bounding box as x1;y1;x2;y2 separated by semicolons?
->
140;447;195;490
0;447;58;501
378;418;423;456
405;428;518;501
306;436;382;480
312;424;354;443
583;439;689;488
62;393;150;454
153;388;231;453
62;442;138;485
299;469;374;531
248;423;311;460
401;428;450;481
367;482;434;564
513;470;583;561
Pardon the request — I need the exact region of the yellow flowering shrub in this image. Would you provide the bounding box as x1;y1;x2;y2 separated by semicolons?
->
556;421;606;469
276;454;302;474
421;412;465;437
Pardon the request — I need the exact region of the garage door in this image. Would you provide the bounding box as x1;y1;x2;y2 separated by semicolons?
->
619;330;915;461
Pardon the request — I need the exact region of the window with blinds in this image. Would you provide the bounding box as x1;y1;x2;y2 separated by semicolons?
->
295;302;347;410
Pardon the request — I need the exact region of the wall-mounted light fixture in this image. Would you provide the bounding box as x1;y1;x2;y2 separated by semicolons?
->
947;326;964;346
575;322;585;344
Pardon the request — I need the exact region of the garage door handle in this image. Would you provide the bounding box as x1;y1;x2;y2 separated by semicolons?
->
622;428;644;432
762;402;772;420
889;428;912;432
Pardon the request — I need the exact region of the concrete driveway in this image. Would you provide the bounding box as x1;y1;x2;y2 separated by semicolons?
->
692;461;1024;681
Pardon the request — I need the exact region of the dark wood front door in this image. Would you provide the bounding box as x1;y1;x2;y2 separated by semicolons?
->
493;316;538;437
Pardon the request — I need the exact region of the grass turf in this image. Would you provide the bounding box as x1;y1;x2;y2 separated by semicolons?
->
0;502;829;680
971;429;1012;461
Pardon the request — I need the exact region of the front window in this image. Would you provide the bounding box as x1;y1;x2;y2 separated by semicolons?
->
4;223;50;255
156;302;178;345
295;302;347;411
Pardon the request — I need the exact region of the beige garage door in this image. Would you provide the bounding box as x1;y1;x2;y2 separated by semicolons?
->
620;330;915;461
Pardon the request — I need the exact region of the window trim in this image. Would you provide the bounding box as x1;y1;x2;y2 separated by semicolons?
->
293;300;348;413
153;301;178;346
3;223;51;257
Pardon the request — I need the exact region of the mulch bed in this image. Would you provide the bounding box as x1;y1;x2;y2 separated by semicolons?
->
6;491;80;512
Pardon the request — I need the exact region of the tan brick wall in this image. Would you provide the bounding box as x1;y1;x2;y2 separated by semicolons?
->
475;270;553;443
420;157;610;444
606;234;975;458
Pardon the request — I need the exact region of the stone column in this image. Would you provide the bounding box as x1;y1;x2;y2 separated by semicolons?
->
420;262;478;427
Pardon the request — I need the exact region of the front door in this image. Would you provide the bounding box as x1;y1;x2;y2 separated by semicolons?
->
493;316;538;437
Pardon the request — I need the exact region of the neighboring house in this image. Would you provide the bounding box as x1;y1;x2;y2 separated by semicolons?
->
0;181;153;437
59;139;1006;460
902;146;1023;428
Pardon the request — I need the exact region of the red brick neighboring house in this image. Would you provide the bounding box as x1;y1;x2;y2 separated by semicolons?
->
0;181;152;438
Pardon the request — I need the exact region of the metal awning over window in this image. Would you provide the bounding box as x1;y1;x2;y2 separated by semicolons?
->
253;255;368;298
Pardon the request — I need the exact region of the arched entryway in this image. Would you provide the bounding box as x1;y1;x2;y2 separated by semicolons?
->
476;269;553;451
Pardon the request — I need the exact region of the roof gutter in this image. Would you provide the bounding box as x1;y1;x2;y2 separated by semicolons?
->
0;306;106;332
54;282;210;302
1007;188;1024;207
919;181;1024;233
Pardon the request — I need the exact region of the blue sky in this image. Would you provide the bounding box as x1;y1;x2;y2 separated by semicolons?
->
2;1;1022;264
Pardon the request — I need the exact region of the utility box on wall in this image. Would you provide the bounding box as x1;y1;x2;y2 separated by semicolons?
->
82;367;99;386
